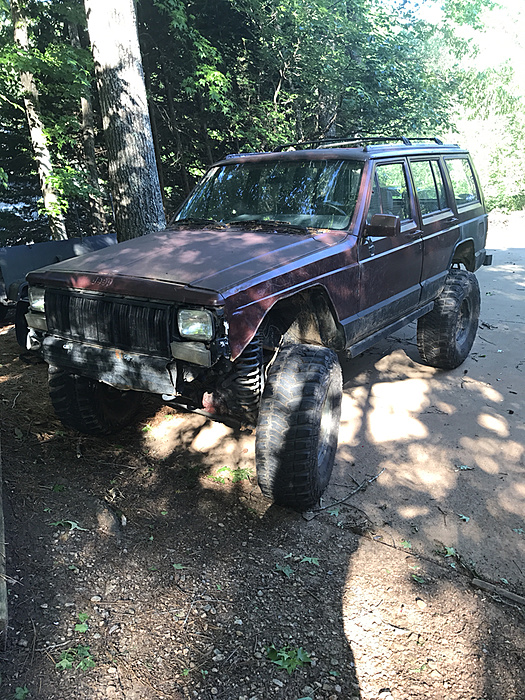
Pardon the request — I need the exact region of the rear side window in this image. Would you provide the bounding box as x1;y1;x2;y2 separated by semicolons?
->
410;160;448;215
445;158;479;207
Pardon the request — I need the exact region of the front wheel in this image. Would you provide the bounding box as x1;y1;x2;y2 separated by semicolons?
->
417;269;480;370
48;367;142;436
255;344;342;511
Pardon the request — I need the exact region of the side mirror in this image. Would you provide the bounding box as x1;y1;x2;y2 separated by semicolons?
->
366;214;401;237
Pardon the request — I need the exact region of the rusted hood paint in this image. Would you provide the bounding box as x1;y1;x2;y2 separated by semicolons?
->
27;226;342;298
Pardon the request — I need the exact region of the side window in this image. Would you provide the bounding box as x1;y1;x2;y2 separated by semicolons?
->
410;160;449;215
367;163;412;223
445;158;479;207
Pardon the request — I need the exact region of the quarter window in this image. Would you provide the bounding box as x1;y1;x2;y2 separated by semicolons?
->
410;160;448;215
445;158;479;207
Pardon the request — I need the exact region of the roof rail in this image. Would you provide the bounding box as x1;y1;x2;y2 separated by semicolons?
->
272;136;445;152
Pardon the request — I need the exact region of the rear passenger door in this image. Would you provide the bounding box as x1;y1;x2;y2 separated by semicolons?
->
408;158;459;304
357;160;423;332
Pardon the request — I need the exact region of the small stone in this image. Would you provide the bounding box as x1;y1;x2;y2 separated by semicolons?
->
18;639;28;647
254;652;262;659
335;685;342;693
302;686;315;696
272;679;284;688
91;595;102;602
211;690;218;696
416;598;427;610
330;658;339;666
107;666;117;675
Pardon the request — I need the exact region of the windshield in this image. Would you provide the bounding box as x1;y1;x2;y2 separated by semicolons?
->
176;159;363;231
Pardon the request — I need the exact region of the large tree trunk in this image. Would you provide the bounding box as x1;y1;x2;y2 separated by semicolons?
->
68;22;107;236
11;0;68;241
83;0;166;241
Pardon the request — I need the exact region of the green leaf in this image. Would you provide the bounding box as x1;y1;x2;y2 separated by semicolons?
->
300;557;319;566
412;574;425;584
276;563;294;578
172;563;186;570
14;688;30;700
401;539;412;549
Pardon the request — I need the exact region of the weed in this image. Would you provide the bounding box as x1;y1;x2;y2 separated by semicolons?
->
412;574;426;584
182;669;190;676
74;612;89;633
401;539;412;549
266;644;311;675
14;688;29;700
52;484;65;492
172;563;186;570
56;645;95;671
300;557;319;566
275;563;294;578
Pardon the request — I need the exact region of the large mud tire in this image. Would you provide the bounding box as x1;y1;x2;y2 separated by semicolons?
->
48;367;142;436
256;344;342;511
417;269;480;370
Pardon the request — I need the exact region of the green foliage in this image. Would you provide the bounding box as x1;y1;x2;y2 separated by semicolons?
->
74;612;90;633
266;644;311;674
14;688;30;700
56;645;95;671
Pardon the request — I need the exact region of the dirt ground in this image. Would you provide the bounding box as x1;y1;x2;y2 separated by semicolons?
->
0;213;524;700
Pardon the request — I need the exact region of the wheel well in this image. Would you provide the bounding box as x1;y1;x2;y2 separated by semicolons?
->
452;240;476;271
261;288;345;351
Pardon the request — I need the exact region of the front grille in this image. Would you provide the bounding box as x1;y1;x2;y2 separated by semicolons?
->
46;290;172;356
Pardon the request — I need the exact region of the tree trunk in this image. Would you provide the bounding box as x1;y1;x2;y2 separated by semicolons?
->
11;0;68;241
68;22;107;235
84;0;166;241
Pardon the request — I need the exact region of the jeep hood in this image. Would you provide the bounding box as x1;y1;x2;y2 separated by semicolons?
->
29;226;344;294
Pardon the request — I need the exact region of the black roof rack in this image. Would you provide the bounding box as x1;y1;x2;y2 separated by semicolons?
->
272;136;445;152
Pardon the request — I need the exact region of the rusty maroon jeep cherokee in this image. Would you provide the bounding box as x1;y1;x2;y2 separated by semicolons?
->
26;137;491;510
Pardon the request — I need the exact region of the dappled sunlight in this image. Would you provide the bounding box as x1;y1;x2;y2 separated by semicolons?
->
477;412;510;437
367;379;430;443
142;407;255;475
495;481;525;519
460;435;523;475
380;443;457;499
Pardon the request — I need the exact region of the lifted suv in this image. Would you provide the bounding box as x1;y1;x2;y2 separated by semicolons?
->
26;137;491;510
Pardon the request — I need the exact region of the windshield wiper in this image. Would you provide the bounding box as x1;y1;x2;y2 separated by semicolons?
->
171;217;227;228
226;219;312;235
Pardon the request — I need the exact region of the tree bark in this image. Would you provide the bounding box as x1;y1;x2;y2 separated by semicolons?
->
84;0;166;241
68;22;107;235
11;0;68;241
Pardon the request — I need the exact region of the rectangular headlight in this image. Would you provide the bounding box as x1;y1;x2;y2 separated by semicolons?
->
177;308;214;341
28;286;46;313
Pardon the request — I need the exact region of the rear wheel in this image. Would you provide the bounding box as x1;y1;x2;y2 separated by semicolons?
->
48;367;142;436
256;344;342;511
417;269;480;370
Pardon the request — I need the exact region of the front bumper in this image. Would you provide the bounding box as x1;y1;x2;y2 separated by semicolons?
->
42;336;176;395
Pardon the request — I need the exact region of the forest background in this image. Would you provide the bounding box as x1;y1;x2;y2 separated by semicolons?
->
0;0;523;246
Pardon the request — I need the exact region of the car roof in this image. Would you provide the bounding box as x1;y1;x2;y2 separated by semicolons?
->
217;140;469;167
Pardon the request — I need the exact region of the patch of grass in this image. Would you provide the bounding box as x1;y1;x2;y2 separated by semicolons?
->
266;644;311;675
